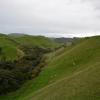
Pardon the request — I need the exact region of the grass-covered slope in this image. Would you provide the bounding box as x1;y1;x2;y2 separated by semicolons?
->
14;35;59;49
29;36;100;100
0;34;24;61
0;34;59;61
31;61;100;100
0;36;100;100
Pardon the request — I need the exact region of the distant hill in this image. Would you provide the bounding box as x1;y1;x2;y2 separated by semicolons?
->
8;33;26;37
54;37;73;44
14;35;60;49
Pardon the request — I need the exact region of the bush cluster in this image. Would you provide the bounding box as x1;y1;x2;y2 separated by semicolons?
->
0;46;48;94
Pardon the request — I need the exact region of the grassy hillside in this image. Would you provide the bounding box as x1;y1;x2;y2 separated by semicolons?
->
0;34;59;61
0;33;61;96
0;34;24;61
13;35;59;49
30;61;100;100
0;36;100;100
29;36;100;100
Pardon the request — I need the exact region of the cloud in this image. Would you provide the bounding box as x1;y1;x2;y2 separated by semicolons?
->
0;0;100;37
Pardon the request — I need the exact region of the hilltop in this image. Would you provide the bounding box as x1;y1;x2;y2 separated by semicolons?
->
13;35;59;49
8;33;26;37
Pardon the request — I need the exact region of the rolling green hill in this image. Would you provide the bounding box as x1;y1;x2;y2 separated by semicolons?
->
0;34;24;61
0;36;100;100
0;34;59;61
13;35;59;49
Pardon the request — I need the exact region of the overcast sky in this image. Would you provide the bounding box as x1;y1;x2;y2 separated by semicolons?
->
0;0;100;37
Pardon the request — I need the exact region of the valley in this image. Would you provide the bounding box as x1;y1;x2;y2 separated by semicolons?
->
0;34;100;100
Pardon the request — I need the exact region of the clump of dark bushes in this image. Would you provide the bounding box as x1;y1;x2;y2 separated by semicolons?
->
0;46;50;95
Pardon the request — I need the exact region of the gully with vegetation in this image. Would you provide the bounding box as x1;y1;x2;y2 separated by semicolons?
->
0;45;51;95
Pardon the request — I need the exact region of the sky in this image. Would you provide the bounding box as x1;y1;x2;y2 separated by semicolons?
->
0;0;100;37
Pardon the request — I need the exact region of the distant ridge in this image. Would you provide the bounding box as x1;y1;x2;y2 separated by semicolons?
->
8;33;26;37
54;37;73;43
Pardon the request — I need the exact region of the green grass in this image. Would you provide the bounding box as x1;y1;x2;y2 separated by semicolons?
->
0;34;59;61
0;36;100;100
0;34;23;61
14;35;59;49
30;61;100;100
26;36;100;100
29;36;100;100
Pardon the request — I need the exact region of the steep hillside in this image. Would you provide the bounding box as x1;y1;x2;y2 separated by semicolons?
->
0;36;100;100
29;36;100;100
31;61;100;100
0;34;24;61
